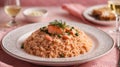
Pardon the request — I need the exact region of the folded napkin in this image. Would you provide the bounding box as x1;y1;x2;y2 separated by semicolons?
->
0;61;13;67
62;4;90;24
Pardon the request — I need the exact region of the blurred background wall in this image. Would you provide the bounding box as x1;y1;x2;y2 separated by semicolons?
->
0;0;107;7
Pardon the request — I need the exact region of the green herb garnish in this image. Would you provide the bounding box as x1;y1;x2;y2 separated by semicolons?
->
50;20;67;29
40;28;52;36
59;53;65;58
70;27;74;31
21;43;24;49
40;28;43;31
71;27;74;29
57;34;61;38
45;30;52;36
44;29;48;33
67;32;70;35
75;32;79;36
40;26;47;31
42;26;46;29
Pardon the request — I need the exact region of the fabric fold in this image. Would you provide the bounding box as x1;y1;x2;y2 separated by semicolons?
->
62;4;89;24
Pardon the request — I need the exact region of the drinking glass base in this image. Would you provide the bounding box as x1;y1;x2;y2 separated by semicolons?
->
6;20;17;27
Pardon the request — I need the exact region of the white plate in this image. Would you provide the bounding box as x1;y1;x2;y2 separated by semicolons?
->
1;22;114;66
83;4;115;25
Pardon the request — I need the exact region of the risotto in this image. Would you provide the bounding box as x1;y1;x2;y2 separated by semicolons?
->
22;20;93;58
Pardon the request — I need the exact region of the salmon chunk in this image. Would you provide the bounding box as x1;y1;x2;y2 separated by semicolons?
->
48;25;63;34
62;35;71;40
45;35;53;41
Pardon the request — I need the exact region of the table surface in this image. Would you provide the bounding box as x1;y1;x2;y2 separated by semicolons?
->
0;5;118;67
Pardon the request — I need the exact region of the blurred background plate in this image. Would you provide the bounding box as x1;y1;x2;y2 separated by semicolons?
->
83;4;115;25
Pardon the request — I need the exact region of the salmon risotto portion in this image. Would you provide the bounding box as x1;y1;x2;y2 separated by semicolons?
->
22;20;93;58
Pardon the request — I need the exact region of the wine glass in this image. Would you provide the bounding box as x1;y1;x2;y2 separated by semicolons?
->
108;0;120;66
4;0;21;27
108;0;120;33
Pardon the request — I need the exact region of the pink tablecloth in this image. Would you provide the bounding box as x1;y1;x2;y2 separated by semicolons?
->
0;0;119;67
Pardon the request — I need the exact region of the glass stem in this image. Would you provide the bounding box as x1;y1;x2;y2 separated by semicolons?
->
116;16;120;32
116;16;120;67
12;16;16;24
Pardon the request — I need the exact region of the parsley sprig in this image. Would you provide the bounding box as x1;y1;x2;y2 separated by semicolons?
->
50;20;67;29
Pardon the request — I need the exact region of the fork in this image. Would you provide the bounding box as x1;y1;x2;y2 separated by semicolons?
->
116;31;120;67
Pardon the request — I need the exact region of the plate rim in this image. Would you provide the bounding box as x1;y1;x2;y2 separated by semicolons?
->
83;4;115;25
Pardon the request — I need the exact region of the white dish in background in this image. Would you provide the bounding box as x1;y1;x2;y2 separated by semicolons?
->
23;8;48;22
2;22;114;66
83;5;115;25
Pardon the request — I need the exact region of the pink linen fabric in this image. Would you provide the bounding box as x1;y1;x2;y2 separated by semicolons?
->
0;61;13;67
0;0;119;67
62;4;88;24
